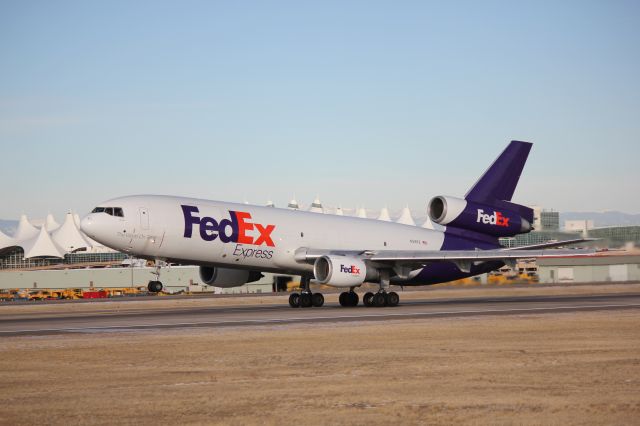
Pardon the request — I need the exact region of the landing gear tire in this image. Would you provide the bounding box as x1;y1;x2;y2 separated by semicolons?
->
386;291;399;307
339;291;359;307
147;280;163;293
348;291;359;306
300;292;313;308
339;292;348;306
363;292;374;307
289;293;300;308
311;293;325;307
373;292;387;307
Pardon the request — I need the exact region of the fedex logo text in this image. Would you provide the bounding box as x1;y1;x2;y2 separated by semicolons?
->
182;205;275;247
340;264;361;275
476;209;510;227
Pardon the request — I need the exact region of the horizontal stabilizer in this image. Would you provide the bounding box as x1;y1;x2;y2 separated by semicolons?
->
503;238;598;251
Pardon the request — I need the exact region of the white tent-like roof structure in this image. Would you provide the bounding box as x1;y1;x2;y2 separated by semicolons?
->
334;206;344;216
309;197;324;214
0;229;15;249
20;225;66;259
13;215;39;241
84;235;104;249
52;212;91;253
0;211;113;260
396;206;416;226
422;215;435;230
287;198;300;210
45;213;61;232
377;207;391;221
356;207;368;219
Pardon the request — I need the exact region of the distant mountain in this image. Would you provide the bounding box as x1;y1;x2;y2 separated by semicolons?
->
0;220;18;236
560;211;640;228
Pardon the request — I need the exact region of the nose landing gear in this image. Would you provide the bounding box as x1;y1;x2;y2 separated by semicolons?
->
147;261;164;293
148;280;163;293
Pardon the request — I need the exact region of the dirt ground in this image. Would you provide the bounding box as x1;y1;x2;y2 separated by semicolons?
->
1;309;639;425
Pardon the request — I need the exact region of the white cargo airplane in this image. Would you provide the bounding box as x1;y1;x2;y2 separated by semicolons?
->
81;141;591;308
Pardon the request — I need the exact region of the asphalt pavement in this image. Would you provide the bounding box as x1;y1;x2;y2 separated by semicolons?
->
1;292;639;336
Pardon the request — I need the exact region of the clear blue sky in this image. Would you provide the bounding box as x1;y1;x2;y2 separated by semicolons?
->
1;0;639;220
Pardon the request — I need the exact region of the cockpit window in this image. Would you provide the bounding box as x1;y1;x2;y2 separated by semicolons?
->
91;207;124;217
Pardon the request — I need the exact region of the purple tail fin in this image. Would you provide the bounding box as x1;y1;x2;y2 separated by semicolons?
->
464;140;533;223
465;140;532;203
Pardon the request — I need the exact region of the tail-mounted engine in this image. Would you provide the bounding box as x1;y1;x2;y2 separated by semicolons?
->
428;196;532;237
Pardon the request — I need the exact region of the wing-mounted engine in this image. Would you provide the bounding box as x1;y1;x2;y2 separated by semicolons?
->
313;255;379;288
428;196;532;237
199;266;263;288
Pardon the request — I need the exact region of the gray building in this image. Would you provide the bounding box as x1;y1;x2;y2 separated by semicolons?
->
537;255;640;283
539;211;560;231
588;226;640;248
533;207;560;231
0;265;277;294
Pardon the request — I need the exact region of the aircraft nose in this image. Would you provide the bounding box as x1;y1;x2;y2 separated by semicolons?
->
80;215;94;237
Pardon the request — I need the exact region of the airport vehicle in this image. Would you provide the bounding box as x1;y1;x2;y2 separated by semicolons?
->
59;288;83;299
0;289;15;301
81;141;591;308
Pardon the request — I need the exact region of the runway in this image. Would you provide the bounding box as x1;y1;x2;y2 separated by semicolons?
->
2;291;640;336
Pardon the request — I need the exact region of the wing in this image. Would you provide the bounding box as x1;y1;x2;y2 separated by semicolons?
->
295;240;595;274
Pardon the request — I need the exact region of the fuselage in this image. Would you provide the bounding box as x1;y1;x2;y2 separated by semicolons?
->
84;194;442;267
81;195;505;286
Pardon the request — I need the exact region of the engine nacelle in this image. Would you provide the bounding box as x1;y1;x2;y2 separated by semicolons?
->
199;266;263;288
313;255;374;288
428;196;532;237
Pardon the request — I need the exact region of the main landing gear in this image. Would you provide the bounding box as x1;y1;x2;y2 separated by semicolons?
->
360;270;399;307
338;289;359;307
147;261;164;293
289;276;324;308
288;277;400;308
362;291;399;307
337;289;399;307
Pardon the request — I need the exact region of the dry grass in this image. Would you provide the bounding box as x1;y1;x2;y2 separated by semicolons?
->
1;310;639;425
